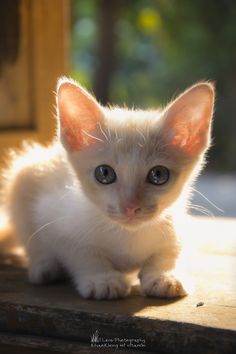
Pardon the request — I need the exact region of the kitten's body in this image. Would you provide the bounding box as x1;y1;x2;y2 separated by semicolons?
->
2;80;214;299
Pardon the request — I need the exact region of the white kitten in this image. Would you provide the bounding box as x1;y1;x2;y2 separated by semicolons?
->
2;78;214;299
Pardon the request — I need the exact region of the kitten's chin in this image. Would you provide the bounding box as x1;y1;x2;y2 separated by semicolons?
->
108;214;159;230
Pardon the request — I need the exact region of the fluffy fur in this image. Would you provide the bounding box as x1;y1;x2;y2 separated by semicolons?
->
2;78;215;299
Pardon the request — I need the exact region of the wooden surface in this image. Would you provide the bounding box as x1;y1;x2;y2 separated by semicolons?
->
0;216;235;353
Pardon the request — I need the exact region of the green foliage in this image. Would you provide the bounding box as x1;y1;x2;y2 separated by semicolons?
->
71;0;236;171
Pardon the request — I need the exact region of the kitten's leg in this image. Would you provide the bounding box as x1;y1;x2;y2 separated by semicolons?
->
66;247;131;300
139;251;187;298
27;245;64;285
8;168;63;284
23;229;63;285
12;210;63;284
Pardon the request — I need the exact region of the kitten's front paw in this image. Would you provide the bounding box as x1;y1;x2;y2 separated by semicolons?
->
76;273;131;300
140;273;187;299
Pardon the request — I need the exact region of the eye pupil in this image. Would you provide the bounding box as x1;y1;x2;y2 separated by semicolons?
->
103;168;108;176
147;166;169;185
95;165;116;184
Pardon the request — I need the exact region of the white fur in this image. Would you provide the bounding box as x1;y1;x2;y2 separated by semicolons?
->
2;79;214;299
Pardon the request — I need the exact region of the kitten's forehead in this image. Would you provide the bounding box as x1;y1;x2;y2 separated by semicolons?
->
102;107;170;165
103;107;161;128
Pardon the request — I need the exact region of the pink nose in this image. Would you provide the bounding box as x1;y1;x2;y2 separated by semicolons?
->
125;203;141;217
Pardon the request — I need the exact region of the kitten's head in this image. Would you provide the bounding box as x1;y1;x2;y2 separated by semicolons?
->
57;78;214;228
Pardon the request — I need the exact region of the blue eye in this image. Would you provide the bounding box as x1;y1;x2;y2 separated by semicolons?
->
95;165;116;184
147;166;170;185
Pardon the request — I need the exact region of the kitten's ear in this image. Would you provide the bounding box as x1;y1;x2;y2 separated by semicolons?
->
163;82;215;155
57;78;104;151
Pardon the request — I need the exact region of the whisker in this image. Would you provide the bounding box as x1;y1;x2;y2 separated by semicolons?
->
98;122;109;142
192;187;224;213
81;129;104;144
136;128;146;143
107;126;112;141
26;216;68;247
189;204;214;217
189;207;210;217
190;204;213;215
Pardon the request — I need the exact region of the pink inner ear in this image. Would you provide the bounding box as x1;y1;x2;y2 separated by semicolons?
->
165;83;214;155
58;81;103;151
170;113;210;155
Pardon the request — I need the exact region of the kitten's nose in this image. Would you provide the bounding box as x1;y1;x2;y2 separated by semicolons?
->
125;203;141;217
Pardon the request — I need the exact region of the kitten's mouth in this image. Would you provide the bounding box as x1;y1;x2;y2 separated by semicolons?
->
108;212;157;226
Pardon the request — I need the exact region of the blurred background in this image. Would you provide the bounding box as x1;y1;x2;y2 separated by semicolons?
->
71;0;236;218
0;0;235;217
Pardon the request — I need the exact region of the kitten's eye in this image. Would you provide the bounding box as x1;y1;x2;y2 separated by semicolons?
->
95;165;116;184
147;166;169;185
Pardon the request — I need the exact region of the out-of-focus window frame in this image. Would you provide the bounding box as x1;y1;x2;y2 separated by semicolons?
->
0;0;70;163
